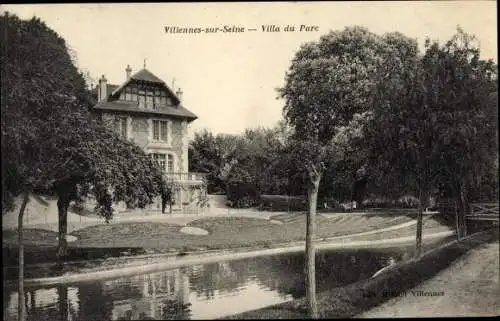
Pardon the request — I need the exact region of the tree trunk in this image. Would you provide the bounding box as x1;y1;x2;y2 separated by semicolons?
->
305;174;321;319
415;189;426;258
57;194;70;261
457;179;468;239
454;200;461;240
30;291;36;311
57;285;68;320
18;191;30;321
161;195;166;214
169;191;174;214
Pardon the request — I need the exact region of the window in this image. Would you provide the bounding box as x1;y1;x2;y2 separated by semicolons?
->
161;91;168;106
160;121;168;141
122;85;172;109
150;153;166;171
121;87;139;103
150;153;174;172
146;90;154;109
152;120;169;142
167;154;174;172
114;117;128;139
138;89;146;108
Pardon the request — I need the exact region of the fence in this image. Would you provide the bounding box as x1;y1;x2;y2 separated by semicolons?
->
164;172;207;182
467;203;499;221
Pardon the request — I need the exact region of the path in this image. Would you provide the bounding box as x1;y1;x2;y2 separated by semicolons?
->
358;240;500;318
2;201;282;233
3;202;421;234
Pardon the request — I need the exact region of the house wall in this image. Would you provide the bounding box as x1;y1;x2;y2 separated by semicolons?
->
101;112;188;173
96;111;200;212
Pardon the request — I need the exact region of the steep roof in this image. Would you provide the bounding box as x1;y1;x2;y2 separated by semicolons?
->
130;68;165;83
108;68;178;102
91;68;197;121
93;100;198;122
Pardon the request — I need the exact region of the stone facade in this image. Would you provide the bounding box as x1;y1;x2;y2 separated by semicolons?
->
101;112;188;173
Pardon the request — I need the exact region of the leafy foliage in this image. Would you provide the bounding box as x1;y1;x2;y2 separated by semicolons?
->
364;27;498;203
189;125;307;207
1;12;167;218
276;26;412;317
188;27;497;213
1;13;171;259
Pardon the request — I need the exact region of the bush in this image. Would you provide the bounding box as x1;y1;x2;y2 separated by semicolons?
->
259;195;308;211
395;195;420;208
362;197;393;208
225;182;259;208
361;195;420;209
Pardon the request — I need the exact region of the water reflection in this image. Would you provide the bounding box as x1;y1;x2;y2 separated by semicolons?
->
5;249;403;320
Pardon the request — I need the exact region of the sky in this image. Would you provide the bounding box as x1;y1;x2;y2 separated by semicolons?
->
3;2;498;137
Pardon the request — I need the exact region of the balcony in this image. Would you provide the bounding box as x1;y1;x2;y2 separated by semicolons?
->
164;172;206;184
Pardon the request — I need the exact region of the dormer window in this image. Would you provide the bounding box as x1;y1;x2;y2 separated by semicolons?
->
138;88;146;108
119;83;175;109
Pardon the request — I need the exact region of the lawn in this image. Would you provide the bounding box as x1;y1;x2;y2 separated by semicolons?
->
3;213;416;250
2;212;448;276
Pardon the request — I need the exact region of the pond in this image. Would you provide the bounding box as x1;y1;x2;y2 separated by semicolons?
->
3;247;412;320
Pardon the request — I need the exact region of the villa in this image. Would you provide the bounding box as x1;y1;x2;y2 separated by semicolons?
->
90;64;207;213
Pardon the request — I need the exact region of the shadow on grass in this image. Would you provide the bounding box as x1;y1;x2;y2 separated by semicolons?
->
2;246;147;281
223;228;499;319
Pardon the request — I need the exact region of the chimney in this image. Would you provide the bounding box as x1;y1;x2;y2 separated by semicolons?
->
175;88;183;102
126;64;132;79
98;75;107;102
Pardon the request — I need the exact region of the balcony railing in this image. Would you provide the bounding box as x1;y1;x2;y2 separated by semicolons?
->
164;172;207;182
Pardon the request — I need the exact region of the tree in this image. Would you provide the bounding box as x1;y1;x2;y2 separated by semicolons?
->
1;12;78;320
189;130;225;194
365;27;497;254
364;32;444;257
49;113;168;258
323;112;372;207
420;28;498;238
278;26;402;318
189;122;310;204
1;13;170;263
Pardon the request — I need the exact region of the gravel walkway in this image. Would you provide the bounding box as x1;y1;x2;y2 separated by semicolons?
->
358;240;500;317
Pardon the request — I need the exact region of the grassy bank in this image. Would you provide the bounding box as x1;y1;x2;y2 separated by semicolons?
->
2;214;450;281
2;214;418;258
223;228;499;319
